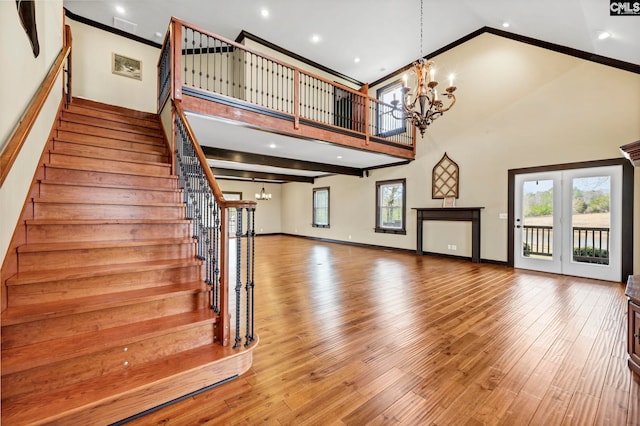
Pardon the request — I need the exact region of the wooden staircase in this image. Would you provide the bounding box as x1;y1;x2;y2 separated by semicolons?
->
1;99;253;425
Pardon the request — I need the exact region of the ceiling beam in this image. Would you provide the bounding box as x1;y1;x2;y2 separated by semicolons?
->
202;146;364;177
210;167;316;183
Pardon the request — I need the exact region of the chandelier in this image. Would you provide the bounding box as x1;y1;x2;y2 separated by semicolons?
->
390;0;457;136
255;181;271;200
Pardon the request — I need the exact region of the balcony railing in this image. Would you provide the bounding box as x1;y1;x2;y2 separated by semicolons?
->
522;225;610;265
158;17;415;154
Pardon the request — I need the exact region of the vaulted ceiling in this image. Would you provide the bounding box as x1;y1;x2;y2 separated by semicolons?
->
64;0;640;182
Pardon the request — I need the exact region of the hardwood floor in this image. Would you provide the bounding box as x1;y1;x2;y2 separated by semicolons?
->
127;235;639;425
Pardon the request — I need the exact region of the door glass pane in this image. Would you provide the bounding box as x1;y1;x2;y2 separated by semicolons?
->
571;176;610;265
521;179;554;260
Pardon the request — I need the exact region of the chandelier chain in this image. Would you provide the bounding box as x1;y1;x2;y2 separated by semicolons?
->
420;0;423;58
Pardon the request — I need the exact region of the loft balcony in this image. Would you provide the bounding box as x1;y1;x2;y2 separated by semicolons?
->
158;18;416;180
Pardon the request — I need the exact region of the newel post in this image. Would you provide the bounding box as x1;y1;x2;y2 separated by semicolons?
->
171;19;183;101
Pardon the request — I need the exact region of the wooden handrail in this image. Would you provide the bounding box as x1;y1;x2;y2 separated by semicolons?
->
173;101;257;210
0;27;71;187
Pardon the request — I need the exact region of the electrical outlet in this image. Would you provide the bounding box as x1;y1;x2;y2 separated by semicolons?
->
348;235;352;240
499;213;508;219
451;245;457;250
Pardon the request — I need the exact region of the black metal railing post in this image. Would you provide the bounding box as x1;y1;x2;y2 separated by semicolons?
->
233;207;243;348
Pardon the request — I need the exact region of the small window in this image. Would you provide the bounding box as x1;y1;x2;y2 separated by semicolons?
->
375;179;406;234
376;80;406;137
313;187;330;228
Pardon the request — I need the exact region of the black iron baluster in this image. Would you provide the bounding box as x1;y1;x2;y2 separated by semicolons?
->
233;207;243;349
245;207;251;345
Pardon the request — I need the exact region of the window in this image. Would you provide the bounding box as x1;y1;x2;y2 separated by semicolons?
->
376;80;405;137
375;179;406;234
313;187;330;228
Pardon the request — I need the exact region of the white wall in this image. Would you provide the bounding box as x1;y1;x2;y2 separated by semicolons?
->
1;0;63;150
217;180;282;235
281;34;640;270
66;17;159;113
1;0;63;265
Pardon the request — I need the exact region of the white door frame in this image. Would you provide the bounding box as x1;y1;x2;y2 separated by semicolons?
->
508;159;633;283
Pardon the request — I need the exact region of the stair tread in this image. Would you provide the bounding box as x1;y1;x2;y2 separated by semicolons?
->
57;123;164;147
38;179;180;193
63;106;162;129
70;98;159;121
0;341;251;425
44;164;179;181
64;105;161;126
26;218;191;225
1;281;206;325
17;238;195;253
1;309;217;375
6;258;202;287
53;138;169;159
43;162;177;178
33;197;184;207
61;111;164;136
51;148;171;168
54;132;168;153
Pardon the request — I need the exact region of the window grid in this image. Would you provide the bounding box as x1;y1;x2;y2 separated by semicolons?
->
313;187;330;228
375;179;406;235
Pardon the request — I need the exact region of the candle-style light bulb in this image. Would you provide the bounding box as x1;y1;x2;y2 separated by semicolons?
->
402;74;408;87
430;68;435;83
448;74;455;87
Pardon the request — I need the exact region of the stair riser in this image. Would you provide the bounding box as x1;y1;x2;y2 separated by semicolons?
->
61;111;164;137
7;263;203;306
26;222;192;244
44;166;178;189
59;121;163;145
3;291;209;348
18;243;197;272
53;140;169;163
56;130;167;154
37;182;182;204
33;202;185;220
2;323;216;400
65;104;162;130
49;152;171;177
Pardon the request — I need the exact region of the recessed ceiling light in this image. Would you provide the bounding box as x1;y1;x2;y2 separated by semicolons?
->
311;34;321;43
115;5;125;14
337;155;343;159
354;57;360;63
502;22;510;28
269;143;276;149
598;31;611;40
154;31;163;38
261;9;269;18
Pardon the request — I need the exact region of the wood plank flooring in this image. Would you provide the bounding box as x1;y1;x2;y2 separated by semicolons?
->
127;235;639;425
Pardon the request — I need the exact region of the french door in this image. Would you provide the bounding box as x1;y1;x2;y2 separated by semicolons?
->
514;165;622;281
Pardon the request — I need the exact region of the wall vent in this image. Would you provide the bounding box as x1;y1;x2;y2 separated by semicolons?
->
113;16;138;34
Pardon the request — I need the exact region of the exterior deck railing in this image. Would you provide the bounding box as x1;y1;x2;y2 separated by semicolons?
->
158;17;415;154
522;225;610;265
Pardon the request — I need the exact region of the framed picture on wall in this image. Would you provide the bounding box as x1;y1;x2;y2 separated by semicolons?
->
112;53;142;80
